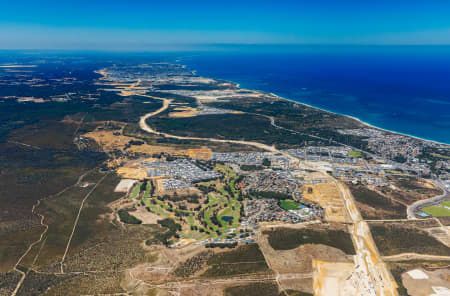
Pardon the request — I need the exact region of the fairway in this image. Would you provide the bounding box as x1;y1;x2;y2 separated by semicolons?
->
129;182;142;199
422;205;450;217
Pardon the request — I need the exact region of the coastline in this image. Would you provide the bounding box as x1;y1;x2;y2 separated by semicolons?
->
269;91;450;146
186;62;449;145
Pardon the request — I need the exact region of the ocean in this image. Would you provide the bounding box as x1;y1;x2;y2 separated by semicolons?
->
181;46;450;144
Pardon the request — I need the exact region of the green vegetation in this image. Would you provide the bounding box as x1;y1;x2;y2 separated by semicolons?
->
176;164;244;238
143;198;169;217
441;201;450;207
279;199;300;210
262;157;271;167
202;244;270;277
149;218;182;246
348;150;362;158
224;282;279;296
250;191;291;200
240;164;264;171
422;205;450;217
118;210;142;224
369;222;450;256
263;227;355;255
129;182;142;199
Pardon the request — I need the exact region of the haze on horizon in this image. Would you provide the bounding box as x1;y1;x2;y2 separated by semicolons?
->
1;0;450;50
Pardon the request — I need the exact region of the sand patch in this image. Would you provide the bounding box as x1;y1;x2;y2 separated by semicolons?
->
185;147;212;160
302;182;349;223
129;206;161;224
17;97;46;103
312;260;356;296
402;268;450;296
115;179;138;192
83;129;181;156
117;167;148;180
169;107;199;118
407;269;429;279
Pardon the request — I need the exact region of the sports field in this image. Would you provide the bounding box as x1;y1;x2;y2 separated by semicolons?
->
279;199;300;210
422;203;450;217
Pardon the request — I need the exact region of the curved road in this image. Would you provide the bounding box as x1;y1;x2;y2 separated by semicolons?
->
407;179;449;219
138;96;298;162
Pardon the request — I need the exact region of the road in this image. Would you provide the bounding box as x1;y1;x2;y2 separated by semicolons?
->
382;253;450;262
335;181;398;296
407;179;449;219
138;95;299;160
138;95;399;296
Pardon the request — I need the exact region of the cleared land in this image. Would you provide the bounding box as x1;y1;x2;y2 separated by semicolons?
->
387;260;450;296
312;261;356;296
302;183;349;223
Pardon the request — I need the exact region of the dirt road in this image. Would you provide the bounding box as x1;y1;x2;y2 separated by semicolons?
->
382;253;450;262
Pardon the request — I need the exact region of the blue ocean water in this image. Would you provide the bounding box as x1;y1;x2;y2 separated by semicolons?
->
182;46;450;144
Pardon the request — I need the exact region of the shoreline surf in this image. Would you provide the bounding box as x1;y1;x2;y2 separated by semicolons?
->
268;92;450;146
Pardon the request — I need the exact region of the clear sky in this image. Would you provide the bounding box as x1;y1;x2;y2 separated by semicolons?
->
1;0;450;50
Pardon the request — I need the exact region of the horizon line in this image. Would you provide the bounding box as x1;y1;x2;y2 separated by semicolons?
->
1;43;450;52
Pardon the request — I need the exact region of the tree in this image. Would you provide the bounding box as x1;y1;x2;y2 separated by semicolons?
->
262;158;271;167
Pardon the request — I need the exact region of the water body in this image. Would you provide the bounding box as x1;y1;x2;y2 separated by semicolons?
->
182;46;450;144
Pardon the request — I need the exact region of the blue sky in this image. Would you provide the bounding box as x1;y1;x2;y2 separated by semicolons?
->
1;0;450;50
